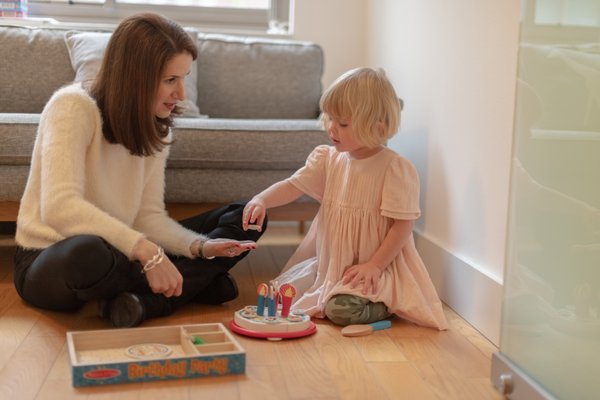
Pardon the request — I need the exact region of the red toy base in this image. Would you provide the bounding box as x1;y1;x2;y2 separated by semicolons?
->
229;319;317;341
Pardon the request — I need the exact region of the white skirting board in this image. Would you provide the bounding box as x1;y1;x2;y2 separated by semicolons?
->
414;232;503;345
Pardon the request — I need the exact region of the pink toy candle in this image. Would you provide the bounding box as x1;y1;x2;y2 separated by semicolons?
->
279;283;297;318
256;283;268;316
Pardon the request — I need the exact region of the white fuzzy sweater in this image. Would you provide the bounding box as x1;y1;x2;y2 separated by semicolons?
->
16;84;200;259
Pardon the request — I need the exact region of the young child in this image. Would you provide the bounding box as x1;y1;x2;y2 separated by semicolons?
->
243;67;447;330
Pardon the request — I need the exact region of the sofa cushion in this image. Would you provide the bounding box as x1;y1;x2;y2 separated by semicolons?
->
169;118;326;169
64;31;110;84
0;26;75;113
167;118;327;202
196;33;323;119
64;30;202;118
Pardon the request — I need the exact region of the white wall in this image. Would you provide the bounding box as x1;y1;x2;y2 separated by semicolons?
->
292;0;367;87
294;0;521;344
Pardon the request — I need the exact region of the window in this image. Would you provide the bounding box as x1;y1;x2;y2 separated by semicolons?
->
26;0;292;34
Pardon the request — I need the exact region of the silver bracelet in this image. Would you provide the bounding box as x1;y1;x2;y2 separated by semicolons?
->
198;239;215;260
141;246;165;274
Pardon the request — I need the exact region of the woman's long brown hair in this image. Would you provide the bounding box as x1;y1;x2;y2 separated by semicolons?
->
91;13;198;156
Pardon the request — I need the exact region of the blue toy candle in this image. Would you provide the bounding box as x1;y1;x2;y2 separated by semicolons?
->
267;290;276;317
256;283;268;316
257;295;265;316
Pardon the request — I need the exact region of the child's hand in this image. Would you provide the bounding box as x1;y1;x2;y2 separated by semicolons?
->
342;263;383;295
242;197;266;231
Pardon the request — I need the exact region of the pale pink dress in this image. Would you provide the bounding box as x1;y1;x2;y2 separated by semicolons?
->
275;145;448;330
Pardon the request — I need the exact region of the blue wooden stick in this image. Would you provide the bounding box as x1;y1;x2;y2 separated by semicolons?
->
341;319;392;337
369;320;392;331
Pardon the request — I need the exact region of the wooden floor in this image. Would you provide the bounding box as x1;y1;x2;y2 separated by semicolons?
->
0;224;503;400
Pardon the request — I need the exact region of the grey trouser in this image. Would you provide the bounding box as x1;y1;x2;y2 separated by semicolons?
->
324;294;391;326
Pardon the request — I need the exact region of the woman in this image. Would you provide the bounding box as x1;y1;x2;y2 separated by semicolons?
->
13;13;265;328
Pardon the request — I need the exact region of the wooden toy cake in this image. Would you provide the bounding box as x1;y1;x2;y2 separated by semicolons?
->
230;282;316;340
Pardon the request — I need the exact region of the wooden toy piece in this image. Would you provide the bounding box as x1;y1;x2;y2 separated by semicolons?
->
126;343;172;359
341;320;392;337
191;336;204;345
256;283;268;316
184;333;206;345
183;333;206;345
267;285;276;318
278;283;297;318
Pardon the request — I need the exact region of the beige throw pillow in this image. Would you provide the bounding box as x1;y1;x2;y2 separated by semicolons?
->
64;30;201;117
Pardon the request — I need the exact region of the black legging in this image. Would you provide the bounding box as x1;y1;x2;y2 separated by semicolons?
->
13;201;266;319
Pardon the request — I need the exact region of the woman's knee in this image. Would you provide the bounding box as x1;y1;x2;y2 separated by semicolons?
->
212;201;268;241
58;235;115;274
50;235;108;260
41;235;125;287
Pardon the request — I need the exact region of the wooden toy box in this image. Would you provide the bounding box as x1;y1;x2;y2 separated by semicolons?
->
66;323;245;387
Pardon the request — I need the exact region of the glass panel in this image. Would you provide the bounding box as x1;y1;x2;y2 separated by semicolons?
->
535;0;600;26
500;0;600;398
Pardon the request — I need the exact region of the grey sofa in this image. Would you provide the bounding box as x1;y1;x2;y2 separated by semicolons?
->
0;23;328;223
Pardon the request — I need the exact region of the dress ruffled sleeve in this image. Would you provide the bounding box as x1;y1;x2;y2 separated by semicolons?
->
381;155;421;220
286;145;330;202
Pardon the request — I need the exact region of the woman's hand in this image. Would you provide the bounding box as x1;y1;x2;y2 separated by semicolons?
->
242;197;267;231
132;238;183;297
145;257;183;297
342;262;383;295
201;238;257;258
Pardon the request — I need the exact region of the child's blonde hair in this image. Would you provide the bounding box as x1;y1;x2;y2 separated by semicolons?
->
320;67;401;148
